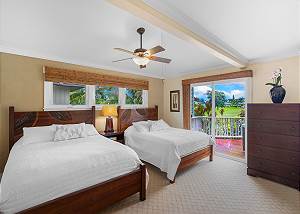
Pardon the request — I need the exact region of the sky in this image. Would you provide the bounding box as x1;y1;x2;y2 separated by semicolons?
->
193;82;245;100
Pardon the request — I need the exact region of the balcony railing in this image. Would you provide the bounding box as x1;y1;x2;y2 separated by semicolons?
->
191;116;245;138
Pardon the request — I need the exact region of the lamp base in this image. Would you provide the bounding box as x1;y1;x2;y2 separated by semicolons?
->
105;117;114;133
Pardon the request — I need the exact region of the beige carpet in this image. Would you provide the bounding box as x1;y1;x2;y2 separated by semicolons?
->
101;156;300;214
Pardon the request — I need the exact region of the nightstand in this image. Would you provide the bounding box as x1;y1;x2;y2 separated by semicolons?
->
99;131;125;144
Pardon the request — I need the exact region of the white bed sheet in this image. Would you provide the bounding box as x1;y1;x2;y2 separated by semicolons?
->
125;127;214;180
0;134;142;214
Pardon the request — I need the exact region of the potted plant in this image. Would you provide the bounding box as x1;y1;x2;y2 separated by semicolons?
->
265;68;286;103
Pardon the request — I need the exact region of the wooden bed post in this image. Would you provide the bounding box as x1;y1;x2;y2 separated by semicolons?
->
117;106;121;132
209;145;213;161
9;106;15;151
91;106;96;126
140;163;146;201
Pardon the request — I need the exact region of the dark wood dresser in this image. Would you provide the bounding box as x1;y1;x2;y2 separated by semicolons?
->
247;104;300;190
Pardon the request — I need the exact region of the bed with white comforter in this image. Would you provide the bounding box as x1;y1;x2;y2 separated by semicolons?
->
125;120;214;181
0;133;142;214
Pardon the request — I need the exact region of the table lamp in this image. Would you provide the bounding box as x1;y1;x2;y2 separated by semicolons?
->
102;105;118;133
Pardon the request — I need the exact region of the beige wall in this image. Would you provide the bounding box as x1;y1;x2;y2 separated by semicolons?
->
0;53;164;171
163;56;300;129
1;53;299;171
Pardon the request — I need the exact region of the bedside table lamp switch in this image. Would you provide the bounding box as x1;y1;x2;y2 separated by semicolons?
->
102;105;118;133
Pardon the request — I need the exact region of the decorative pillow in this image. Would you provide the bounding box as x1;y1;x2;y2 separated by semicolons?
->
23;125;56;144
85;124;99;136
149;119;170;132
54;123;87;141
132;121;149;132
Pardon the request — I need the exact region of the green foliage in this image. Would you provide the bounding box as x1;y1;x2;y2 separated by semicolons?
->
228;97;245;107
126;89;143;105
239;109;245;117
95;86;118;104
194;100;212;116
220;108;224;116
206;90;227;108
266;72;282;87
216;107;243;117
70;88;86;105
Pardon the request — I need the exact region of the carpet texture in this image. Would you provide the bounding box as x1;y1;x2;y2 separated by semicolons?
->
101;156;300;214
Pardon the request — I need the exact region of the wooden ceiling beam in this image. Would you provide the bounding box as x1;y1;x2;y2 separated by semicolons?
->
107;0;248;68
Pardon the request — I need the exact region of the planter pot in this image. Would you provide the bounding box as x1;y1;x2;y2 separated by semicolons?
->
270;86;286;103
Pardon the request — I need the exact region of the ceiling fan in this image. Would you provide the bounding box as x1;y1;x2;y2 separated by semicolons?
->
113;27;171;69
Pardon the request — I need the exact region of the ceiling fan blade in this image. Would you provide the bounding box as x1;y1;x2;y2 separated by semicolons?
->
146;45;165;55
113;48;134;55
112;57;133;63
148;55;171;63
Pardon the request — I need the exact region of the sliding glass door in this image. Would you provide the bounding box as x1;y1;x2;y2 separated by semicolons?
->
191;79;248;161
191;84;213;136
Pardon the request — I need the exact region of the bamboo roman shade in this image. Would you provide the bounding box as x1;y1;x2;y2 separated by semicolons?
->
182;70;253;85
44;66;149;90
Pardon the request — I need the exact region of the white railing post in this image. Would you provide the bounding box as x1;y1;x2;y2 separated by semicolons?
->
191;116;245;138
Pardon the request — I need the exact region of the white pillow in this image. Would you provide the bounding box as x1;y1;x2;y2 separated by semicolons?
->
54;123;87;141
132;121;149;132
23;125;56;144
149;119;170;132
85;124;99;136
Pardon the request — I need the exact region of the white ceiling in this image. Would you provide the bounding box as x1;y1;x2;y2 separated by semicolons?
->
0;0;299;79
163;0;300;61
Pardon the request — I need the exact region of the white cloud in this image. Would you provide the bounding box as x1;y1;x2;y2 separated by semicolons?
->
193;86;212;97
193;86;245;99
221;89;245;99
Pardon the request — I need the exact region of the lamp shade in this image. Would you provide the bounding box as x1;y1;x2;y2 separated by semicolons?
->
102;105;118;117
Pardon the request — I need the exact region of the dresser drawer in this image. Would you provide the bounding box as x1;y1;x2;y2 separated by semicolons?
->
248;132;300;151
248;156;299;181
248;144;300;166
248;104;300;121
248;119;300;136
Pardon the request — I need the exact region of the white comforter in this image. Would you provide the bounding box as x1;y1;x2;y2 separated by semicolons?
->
125;127;214;180
0;135;142;214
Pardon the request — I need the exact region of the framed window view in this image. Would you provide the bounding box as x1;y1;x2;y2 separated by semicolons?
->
44;81;148;110
170;90;180;112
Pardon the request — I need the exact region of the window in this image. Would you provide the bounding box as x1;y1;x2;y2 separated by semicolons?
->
53;83;86;105
44;82;148;110
95;86;118;105
125;89;143;105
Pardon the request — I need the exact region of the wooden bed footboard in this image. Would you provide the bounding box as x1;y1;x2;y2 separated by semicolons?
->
20;164;146;214
170;145;213;183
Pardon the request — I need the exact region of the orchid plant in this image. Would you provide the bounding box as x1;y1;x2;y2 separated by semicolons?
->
266;68;283;87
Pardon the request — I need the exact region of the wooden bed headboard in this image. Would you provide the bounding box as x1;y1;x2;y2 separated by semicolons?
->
9;106;95;150
117;106;158;132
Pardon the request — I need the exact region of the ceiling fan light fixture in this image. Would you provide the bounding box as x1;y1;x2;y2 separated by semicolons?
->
132;56;149;66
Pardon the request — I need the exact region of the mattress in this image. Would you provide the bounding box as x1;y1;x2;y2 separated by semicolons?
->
0;134;142;214
125;127;214;180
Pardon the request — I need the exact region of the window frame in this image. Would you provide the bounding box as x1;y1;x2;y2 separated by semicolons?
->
44;82;148;111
